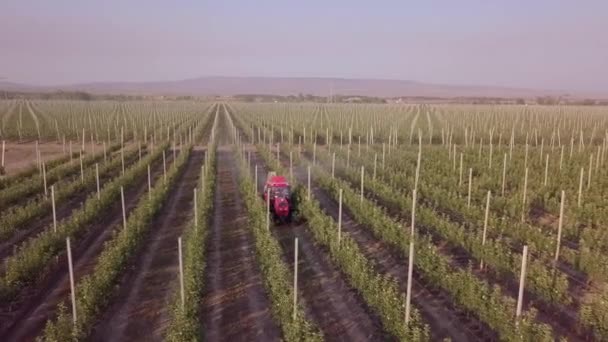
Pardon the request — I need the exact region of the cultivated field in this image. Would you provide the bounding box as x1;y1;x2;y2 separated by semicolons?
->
0;99;607;341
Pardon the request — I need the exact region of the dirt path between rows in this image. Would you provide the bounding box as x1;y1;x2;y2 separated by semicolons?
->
89;149;204;342
250;152;389;341
316;147;585;341
0;150;176;341
0;151;143;262
200;111;281;341
284;149;496;342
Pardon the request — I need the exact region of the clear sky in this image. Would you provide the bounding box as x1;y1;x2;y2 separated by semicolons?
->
1;0;607;93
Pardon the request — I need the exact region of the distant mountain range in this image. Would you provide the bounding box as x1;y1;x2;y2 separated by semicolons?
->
0;76;595;98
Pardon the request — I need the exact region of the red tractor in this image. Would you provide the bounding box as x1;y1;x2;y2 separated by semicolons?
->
263;172;292;222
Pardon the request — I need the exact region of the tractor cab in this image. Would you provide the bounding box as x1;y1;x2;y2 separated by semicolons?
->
263;172;292;221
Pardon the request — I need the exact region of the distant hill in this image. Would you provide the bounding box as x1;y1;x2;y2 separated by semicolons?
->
0;76;590;98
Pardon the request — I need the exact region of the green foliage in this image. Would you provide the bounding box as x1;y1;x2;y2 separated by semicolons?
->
234;146;322;341
39;145;193;340
0;144;120;211
0;144;166;302
165;113;219;341
0;145;134;241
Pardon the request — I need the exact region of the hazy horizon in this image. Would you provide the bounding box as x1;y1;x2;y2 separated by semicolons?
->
2;0;607;93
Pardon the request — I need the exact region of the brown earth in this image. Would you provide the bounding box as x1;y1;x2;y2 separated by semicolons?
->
0;149;175;341
199;122;281;341
229;109;495;341
0;140;99;176
251;153;389;341
89;149;203;341
0;149;144;262
268;146;498;342
304;145;587;341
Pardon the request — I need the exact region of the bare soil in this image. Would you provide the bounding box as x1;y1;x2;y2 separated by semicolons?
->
0;151;143;262
252;153;389;341
285;149;497;342
89;149;203;341
0;145;129;211
305;146;588;341
0;149;175;341
200;146;281;341
0;141;99;176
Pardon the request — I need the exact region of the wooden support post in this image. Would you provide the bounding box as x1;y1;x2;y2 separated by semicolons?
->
555;190;565;261
338;189;343;245
80;151;84;183
201;166;206;198
121;186;127;230
194;188;198;232
509;129;514;160
410;189;417;237
293;237;299;321
524;138;529;170
66;237;77;325
578;167;584;207
480;191;491;270
373;153;377;180
587;154;593;190
415;140;421;191
543;154;549;186
459;153;463;187
178;237;185;310
307;165;311;201
147;165;152;201
103;141;107;162
596;146;601;172
501;153;507;196
516;245;529;318
163;150;167;183
382;143;386;169
42;163;48;197
405;241;414;324
289;151;293;181
266;188;271;230
95;163;100;200
360;166;364;203
254;165;258;194
1;140;5;169
489;140;493;169
36;140;40;170
331;153;336;179
51;185;57;232
467;168;473;207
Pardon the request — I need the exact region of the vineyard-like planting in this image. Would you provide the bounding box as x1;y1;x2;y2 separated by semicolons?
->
0;99;606;341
